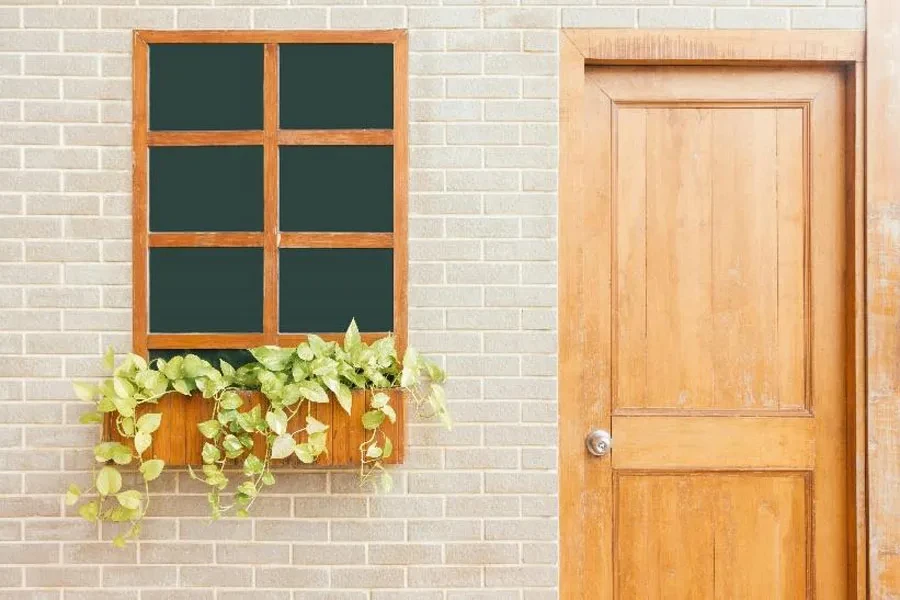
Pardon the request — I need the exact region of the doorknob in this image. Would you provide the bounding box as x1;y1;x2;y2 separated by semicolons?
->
585;429;612;457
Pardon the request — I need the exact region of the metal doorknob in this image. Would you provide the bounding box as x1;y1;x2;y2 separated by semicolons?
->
585;429;612;457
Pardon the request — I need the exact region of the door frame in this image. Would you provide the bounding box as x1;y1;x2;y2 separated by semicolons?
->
558;29;868;599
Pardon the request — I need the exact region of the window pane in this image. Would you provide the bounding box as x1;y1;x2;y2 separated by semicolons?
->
150;146;264;232
279;44;393;130
150;248;263;333
279;248;393;333
150;44;263;131
279;146;393;232
149;349;257;370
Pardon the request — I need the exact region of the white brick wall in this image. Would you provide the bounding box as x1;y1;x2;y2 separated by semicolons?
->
0;1;864;597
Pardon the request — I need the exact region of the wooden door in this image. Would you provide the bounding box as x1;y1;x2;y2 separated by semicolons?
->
565;65;851;598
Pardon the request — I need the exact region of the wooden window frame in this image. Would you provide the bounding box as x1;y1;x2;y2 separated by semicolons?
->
131;30;409;357
558;29;868;599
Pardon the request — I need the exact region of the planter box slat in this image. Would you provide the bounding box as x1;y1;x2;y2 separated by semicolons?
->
102;388;405;467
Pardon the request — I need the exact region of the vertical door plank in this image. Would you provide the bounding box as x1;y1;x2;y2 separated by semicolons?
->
645;108;715;409
775;107;808;412
710;108;779;410
614;107;648;411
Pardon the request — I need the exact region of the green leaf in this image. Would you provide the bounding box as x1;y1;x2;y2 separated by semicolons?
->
270;434;296;459
120;417;134;436
111;394;136;419
139;459;164;481
222;435;243;456
335;384;353;415
134;369;168;395
305;415;328;435
380;472;393;493
73;382;96;402
116;489;142;510
136;413;161;434
78;411;103;425
201;443;220;464
197;419;221;439
344;318;361;352
219;391;243;410
162;356;183;380
366;443;382;459
94;441;132;465
280;383;302;406
295;343;314;361
383;436;393;459
308;431;327;453
65;483;81;506
400;347;419;388
297;380;327;404
381;404;396;424
249;346;294;371
103;346;116;371
113;376;134;399
78;500;99;522
219;359;236;379
181;354;206;379
371;392;389;409
96;466;122;496
294;443;315;464
243;454;264;476
172;379;192;396
134;432;151;455
265;410;287;436
112;535;127;548
362;410;385;430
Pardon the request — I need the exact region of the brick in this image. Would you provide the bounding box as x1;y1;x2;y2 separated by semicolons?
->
254;567;328;588
715;7;789;27
24;101;97;123
100;7;174;28
409;8;482;29
447;31;520;52
25;566;98;587
446;77;520;99
638;6;713;27
331;567;405;588
0;542;59;563
409;566;482;588
791;7;864;28
561;7;636;27
23;7;98;28
330;7;405;28
252;8;327;28
331;520;405;542
292;543;365;565
0;78;60;100
180;566;252;587
25;54;97;76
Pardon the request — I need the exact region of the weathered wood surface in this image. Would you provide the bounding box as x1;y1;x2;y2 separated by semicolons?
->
102;388;404;467
867;1;900;597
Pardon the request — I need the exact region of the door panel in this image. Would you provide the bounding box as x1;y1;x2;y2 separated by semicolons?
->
582;65;849;599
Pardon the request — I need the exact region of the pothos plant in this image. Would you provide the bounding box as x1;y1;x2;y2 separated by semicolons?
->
65;320;449;546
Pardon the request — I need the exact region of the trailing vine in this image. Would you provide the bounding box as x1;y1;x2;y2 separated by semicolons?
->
66;320;449;545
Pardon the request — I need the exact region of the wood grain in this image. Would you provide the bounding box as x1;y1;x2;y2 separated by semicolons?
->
277;130;393;146
616;473;808;599
132;33;149;358
147;131;264;147
278;232;393;249
148;233;264;248
867;1;900;597
137;30;406;45
103;389;405;467
559;32;611;600
393;31;409;355
613;416;815;470
564;29;865;64
263;43;278;345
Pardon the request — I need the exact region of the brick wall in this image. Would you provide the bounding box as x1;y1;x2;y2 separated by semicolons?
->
0;1;864;598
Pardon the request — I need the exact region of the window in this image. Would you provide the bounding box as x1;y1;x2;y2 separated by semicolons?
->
132;31;408;360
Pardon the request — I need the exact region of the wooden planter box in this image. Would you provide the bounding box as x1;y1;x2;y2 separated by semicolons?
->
102;389;405;467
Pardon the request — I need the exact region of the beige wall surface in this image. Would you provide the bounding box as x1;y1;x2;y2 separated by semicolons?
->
0;1;865;598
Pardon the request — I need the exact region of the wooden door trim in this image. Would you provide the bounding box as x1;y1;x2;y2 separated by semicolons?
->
559;29;868;599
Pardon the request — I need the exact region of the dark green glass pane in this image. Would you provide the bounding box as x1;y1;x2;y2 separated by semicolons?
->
150;146;263;232
279;146;393;232
149;44;263;131
149;349;257;370
279;44;393;129
150;248;263;333
279;248;393;333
